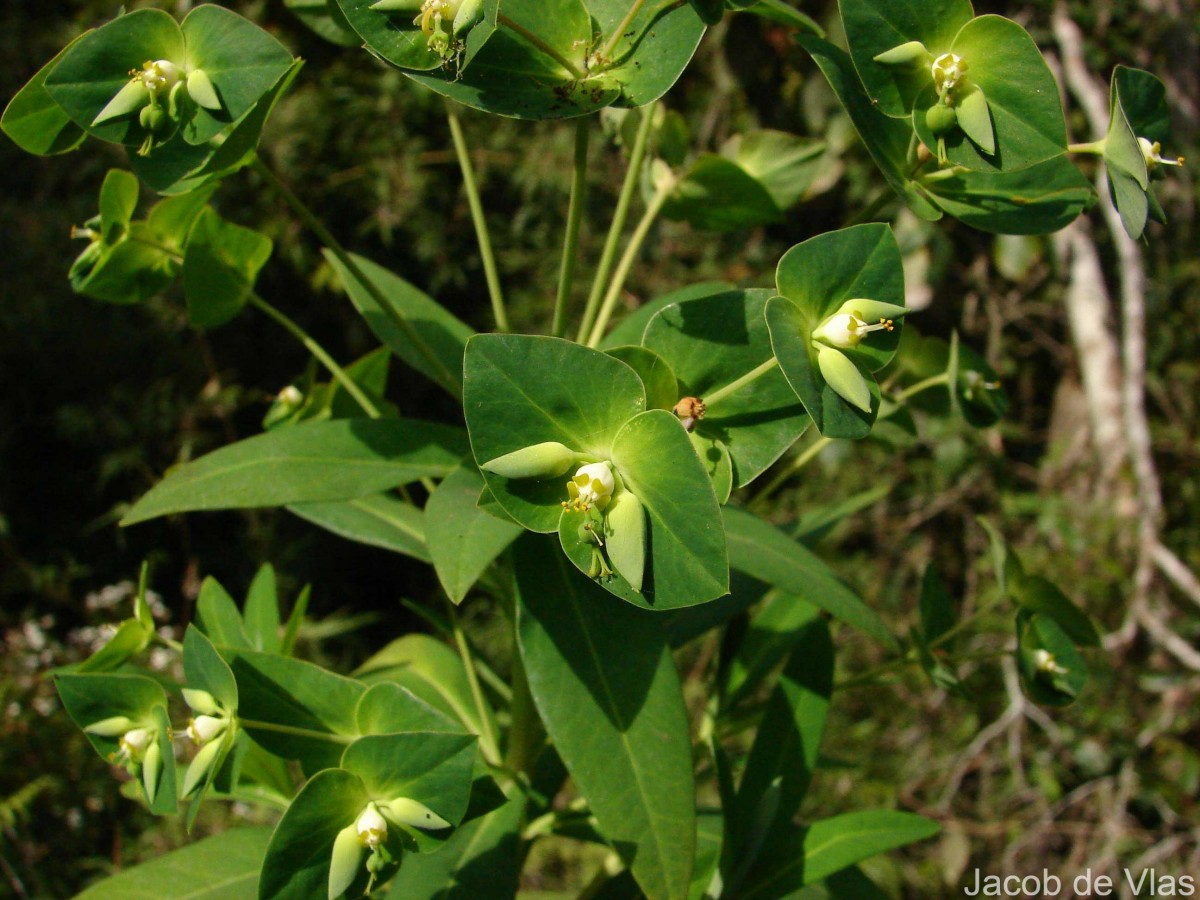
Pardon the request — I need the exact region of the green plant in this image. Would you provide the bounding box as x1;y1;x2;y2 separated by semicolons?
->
3;1;1186;897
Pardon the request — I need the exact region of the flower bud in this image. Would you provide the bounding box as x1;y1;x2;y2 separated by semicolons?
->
873;40;930;66
387;797;451;830
481;441;577;479
85;715;138;737
182;734;224;796
816;345;872;413
182;688;221;716
186;68;222;112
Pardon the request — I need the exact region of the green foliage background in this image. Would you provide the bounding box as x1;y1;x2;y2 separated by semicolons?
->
0;0;1197;895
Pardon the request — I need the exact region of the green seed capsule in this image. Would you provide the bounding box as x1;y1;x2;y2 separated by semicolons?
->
925;103;958;136
139;105;168;133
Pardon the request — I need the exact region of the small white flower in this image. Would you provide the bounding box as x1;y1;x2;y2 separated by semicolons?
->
1032;649;1068;676
356;802;388;849
564;461;616;513
1137;136;1184;170
186;714;227;746
112;727;153;765
811;312;895;350
931;52;967;95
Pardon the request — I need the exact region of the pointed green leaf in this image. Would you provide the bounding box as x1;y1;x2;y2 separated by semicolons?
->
183;207;272;328
75;827;273;899
2;35;89;156
342;732;478;827
196;576;252;648
723;507;896;648
426;465;523;603
243;564;282;653
290;493;430;562
739;810;940;897
516;537;695;900
121;418;468;525
324;251;472;399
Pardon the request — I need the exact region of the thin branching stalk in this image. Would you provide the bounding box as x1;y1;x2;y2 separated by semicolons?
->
446;102;509;333
247;293;381;419
552;119;591;338
250;156;460;397
585;171;675;347
576;104;657;342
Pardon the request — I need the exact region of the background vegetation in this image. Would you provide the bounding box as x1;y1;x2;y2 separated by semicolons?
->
1;0;1197;895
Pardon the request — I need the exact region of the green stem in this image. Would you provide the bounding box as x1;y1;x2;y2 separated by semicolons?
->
446;600;502;766
552;119;591;338
601;0;651;59
1068;139;1107;156
250;156;460;398
247;293;381;419
576;104;657;343
238;718;353;744
749;435;832;509
585;170;675;347
703;357;780;408
446;102;509;332
893;371;950;402
836;593;1009;690
496;13;585;78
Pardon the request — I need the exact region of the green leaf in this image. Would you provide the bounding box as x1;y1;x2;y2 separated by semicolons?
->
1105;66;1175;239
356;635;498;739
244;563;282;653
355;682;461;736
663;155;782;232
918;565;955;646
601;281;734;350
324;251;472;399
178;5;295;145
285;0;363;47
342;732;478;827
75;826;272;899
838;0;972;118
121;418;468;525
767;224;905;438
643;290;809;487
734;616;833;839
44;9;186;146
607;410;728;609
591;0;707;109
259;768;368;900
183;207;272;328
920;155;1093;235
723;507;896;648
425;465;523;603
515;537;695;900
1012;574;1101;648
798;35;942;222
401;0;706;119
935;15;1067;173
130;61;304;196
3;35;89;156
605;345;680;413
1017;613;1088;707
464;334;646;533
724;595;820;708
289;493;430;562
196;576;252;649
730;130;826;211
954;84;993;155
739;810;940;897
392;794;524;900
184;626;239;711
221;648;366;773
